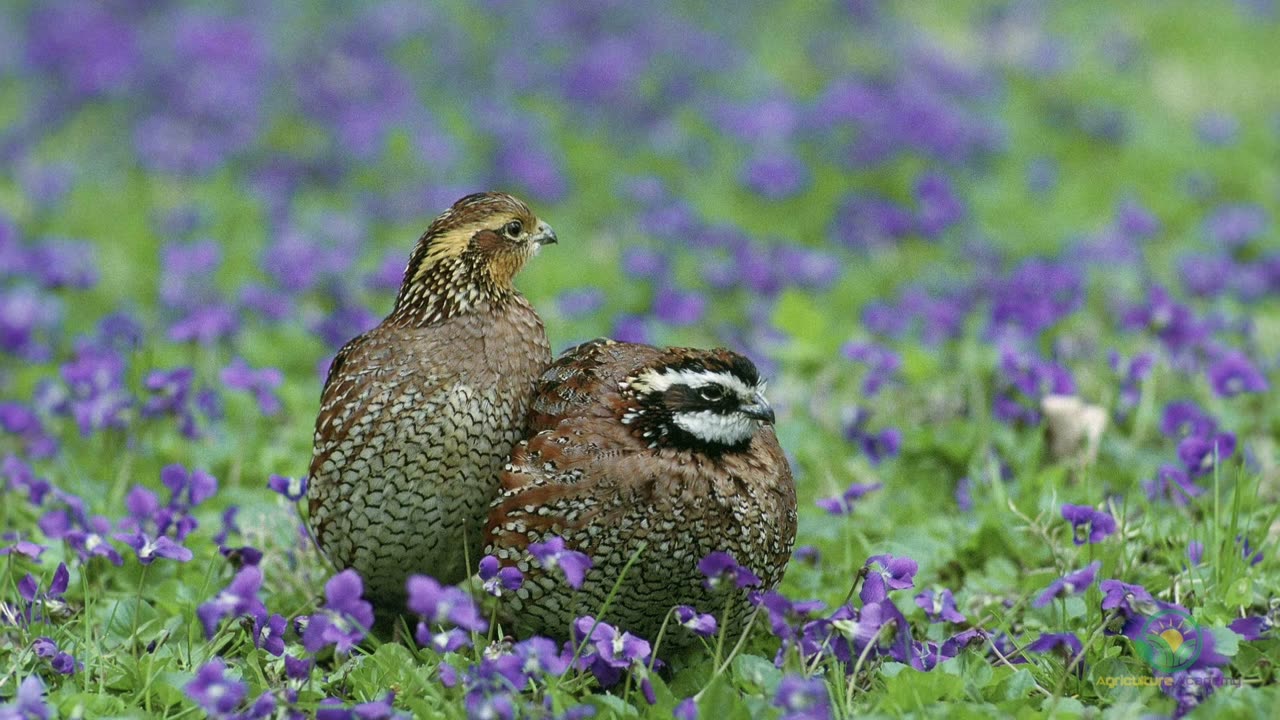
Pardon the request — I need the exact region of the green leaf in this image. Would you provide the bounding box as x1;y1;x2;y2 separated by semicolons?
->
732;653;782;694
880;665;967;712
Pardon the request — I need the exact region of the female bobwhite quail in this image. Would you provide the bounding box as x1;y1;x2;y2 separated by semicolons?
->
484;339;797;651
308;192;556;610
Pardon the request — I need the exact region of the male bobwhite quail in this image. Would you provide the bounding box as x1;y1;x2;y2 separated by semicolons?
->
308;192;556;610
484;339;797;651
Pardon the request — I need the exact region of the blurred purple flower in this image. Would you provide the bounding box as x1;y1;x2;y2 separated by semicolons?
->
652;286;706;326
25;238;98;289
816;481;881;515
141;367;199;438
1026;632;1083;663
1177;432;1236;476
829;194;915;251
1204;203;1268;248
1114;197;1160;241
185;659;246;718
1179;253;1234;298
161;463;218;510
197;565;267;639
1061;504;1117;545
0;284;63;362
268;474;308;502
1121;286;1208;356
1206;351;1269;397
297;35;411;159
741;150;810;200
914;172;965;238
478;555;523;597
842;408;901;464
528;536;592;589
220;357;283;415
557;288;605;319
914;588;966;624
861;554;918;603
1160;401;1216;440
1143;464;1205;506
674;605;717;637
1033;561;1100;607
772;674;830;720
169;302;239;345
841;341;901;396
26;3;139;97
990;258;1083;337
114;532;193;565
0;403;58;459
0;537;46;561
406;574;487;649
699;551;760;591
303;569;374;654
1;676;51;720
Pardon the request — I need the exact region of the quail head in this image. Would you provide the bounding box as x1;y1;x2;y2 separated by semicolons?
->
307;191;556;612
484;339;797;653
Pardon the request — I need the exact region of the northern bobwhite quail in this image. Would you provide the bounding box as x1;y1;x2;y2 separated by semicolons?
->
484;339;797;651
308;192;556;610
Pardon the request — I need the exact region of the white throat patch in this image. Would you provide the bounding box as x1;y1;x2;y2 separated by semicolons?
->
672;409;759;446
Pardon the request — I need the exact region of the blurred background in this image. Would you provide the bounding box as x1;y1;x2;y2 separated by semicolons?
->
1;0;1278;480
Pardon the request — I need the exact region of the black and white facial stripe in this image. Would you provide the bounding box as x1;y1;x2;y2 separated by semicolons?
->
624;358;774;451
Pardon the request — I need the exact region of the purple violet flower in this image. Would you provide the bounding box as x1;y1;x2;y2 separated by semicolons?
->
406;574;487;648
32;637;77;675
185;659;246;717
1177;432;1236;477
1033;561;1100;607
254;613;288;657
698;551;761;591
1;676;51;720
1026;632;1084;663
1159;401;1216;440
477;555;523;597
302;569;374;654
1206;351;1269;397
197;566;267;640
267;474;307;502
220;357;283;415
1061;504;1117;545
860;554;918;604
914;588;966;624
772;674;831;720
528;536;592;589
1228;616;1271;641
114;531;193;565
572;616;653;688
674;605;718;637
816;481;882;515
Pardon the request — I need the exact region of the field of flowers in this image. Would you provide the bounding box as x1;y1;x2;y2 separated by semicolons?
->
2;1;1279;718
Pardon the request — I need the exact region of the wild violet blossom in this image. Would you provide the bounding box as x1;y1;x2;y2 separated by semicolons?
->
302;570;374;654
528;536;592;589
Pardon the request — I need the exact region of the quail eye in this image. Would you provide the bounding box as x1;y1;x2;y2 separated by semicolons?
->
699;386;726;402
502;220;523;239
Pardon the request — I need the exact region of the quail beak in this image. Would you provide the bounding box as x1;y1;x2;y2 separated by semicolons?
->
739;392;776;424
530;220;558;247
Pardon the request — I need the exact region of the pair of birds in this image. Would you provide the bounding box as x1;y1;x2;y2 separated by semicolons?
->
305;192;797;649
